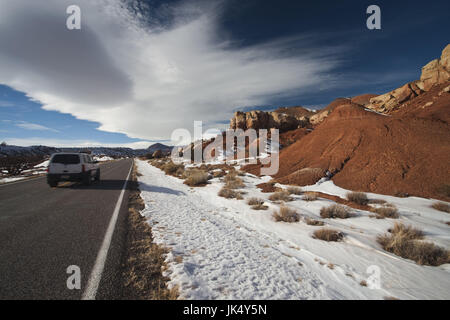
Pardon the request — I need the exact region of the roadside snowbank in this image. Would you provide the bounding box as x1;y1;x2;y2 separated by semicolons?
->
136;159;450;300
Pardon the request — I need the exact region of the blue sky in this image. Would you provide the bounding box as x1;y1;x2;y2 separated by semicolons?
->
0;0;449;147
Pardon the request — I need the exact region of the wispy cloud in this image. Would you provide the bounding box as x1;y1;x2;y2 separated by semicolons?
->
4;137;154;149
0;0;344;141
0;100;15;107
15;121;59;132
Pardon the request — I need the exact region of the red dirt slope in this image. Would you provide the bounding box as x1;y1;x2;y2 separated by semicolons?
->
271;87;450;201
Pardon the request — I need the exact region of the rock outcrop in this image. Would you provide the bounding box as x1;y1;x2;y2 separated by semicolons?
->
230;107;311;132
366;44;450;113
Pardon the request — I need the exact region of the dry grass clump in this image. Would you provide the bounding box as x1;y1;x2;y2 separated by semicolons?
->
269;190;293;202
373;206;399;219
162;161;184;176
212;170;226;178
286;186;302;195
304;217;325;226
320;204;352;219
218;187;243;200
368;199;387;205
224;171;245;189
346;192;369;205
303;191;319;201
247;197;268;210
377;223;449;266
431;202;450;213
312;228;344;242
184;169;209;186
273;206;300;222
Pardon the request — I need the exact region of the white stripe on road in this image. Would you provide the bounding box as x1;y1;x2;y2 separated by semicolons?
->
81;160;133;300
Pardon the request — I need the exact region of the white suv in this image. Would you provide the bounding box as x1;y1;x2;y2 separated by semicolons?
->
47;153;100;187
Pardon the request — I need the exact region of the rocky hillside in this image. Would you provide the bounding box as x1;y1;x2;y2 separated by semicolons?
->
242;44;450;201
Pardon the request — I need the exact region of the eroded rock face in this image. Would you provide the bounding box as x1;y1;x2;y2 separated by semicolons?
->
230;110;308;132
367;44;450;112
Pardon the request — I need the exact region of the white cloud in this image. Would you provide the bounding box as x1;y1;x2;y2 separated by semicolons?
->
4;137;154;149
0;0;342;142
15;121;59;132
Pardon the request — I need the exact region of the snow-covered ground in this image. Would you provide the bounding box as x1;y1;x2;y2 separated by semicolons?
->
136;159;450;300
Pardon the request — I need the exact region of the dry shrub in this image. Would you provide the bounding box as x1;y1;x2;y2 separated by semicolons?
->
251;203;269;210
212;170;226;178
184;169;209;186
346;192;369;205
218;187;243;199
305;217;325;226
377;223;449;266
320;204;352;219
224;171;245;189
273;206;300;222
373;206;399;219
286;186;302;195
394;191;409;198
269;190;292;202
303;191;319;201
247;197;264;206
431;202;450;213
313;228;344;242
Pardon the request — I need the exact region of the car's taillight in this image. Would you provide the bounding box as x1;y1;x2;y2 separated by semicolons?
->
82;164;85;172
46;167;49;172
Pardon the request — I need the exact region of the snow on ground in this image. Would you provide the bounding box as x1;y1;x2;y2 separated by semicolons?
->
0;176;27;184
136;159;450;300
94;156;114;162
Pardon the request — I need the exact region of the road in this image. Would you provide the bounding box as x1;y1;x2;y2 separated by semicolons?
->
0;158;133;299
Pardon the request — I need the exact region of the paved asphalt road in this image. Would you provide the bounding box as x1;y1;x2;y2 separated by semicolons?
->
0;158;133;299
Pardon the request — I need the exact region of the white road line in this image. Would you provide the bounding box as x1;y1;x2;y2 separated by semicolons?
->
81;160;133;300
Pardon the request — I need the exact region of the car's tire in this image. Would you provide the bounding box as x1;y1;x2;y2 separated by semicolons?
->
48;180;58;187
95;168;100;181
82;172;92;186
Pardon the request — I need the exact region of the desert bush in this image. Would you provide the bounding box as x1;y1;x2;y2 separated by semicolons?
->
184;169;209;186
247;197;264;206
431;202;450;213
246;197;268;210
286;186;302;195
373;206;399;219
224;171;245;189
368;199;387;205
162;161;184;175
394;191;409;198
303;191;319;201
218;187;243;199
212;170;225;178
320;204;352;219
269;191;292;202
346;192;369;205
377;223;449;266
305;217;325;226
273;206;300;222
313;228;344;242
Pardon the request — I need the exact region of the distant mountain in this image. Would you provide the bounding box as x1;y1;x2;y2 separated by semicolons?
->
146;143;173;154
0;143;171;158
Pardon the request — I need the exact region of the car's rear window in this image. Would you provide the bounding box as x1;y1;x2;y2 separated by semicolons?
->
51;154;80;164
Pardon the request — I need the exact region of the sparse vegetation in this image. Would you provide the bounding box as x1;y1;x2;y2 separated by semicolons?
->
269;190;293;202
304;217;325;226
431;202;450;213
162;161;184;175
224;171;245;189
436;184;450;198
346;192;369;205
373;206;400;219
247;197;268;210
273;206;300;222
313;228;344;242
286;186;302;195
320;204;352;219
184;169;209;186
377;223;449;266
303;191;319;201
218;187;243;199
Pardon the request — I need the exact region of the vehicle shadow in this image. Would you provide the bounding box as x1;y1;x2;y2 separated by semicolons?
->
59;179;186;196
